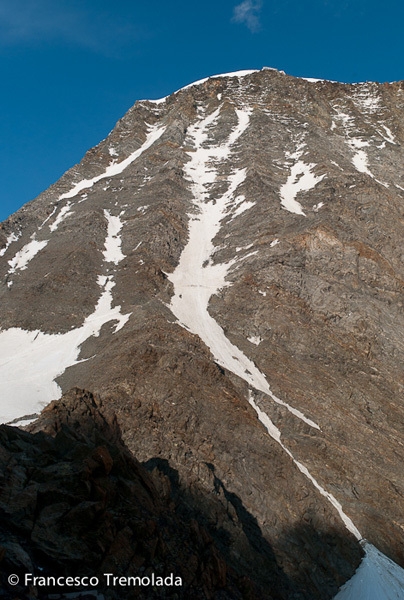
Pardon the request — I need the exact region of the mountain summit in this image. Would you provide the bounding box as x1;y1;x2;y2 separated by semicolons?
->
1;68;404;598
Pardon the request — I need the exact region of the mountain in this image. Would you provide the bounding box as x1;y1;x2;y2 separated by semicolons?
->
1;67;404;598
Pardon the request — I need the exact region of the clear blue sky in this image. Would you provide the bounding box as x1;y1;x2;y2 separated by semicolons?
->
1;0;403;222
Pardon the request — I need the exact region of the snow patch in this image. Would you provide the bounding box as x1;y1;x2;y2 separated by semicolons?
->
248;335;262;345
0;232;19;257
348;138;373;176
8;238;49;274
236;243;254;252
280;144;325;215
103;210;125;265
313;202;324;211
331;160;343;171
0;220;131;424
229;195;255;220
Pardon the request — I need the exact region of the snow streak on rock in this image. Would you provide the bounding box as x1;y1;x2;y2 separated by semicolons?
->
168;106;366;542
0;217;130;425
334;542;404;599
351;84;383;116
280;143;325;215
333;103;388;186
145;69;260;104
49;202;74;232
39;206;57;230
59;123;166;200
247;392;362;541
8;237;49;274
4;124;165;280
169;108;320;428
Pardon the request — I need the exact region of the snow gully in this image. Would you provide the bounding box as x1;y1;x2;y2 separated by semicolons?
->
168;104;362;542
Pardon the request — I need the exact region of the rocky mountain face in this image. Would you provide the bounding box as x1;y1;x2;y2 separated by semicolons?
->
1;67;404;598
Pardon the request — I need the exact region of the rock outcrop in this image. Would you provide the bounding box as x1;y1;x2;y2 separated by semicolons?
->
1;389;271;599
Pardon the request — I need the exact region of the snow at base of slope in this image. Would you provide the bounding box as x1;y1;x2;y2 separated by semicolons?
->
334;542;404;599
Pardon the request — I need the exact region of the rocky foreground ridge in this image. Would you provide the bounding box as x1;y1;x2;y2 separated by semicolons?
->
1;68;404;596
1;389;273;599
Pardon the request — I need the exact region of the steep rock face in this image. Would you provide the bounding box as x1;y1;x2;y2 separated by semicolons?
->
1;68;404;594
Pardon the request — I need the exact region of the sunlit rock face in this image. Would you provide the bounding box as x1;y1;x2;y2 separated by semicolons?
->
2;68;404;598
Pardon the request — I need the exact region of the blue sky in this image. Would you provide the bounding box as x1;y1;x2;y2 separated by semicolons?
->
1;0;403;222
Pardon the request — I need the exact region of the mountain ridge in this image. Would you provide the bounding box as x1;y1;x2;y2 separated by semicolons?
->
1;67;404;598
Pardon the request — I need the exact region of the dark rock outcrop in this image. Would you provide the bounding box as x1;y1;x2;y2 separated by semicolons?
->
1;389;271;599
